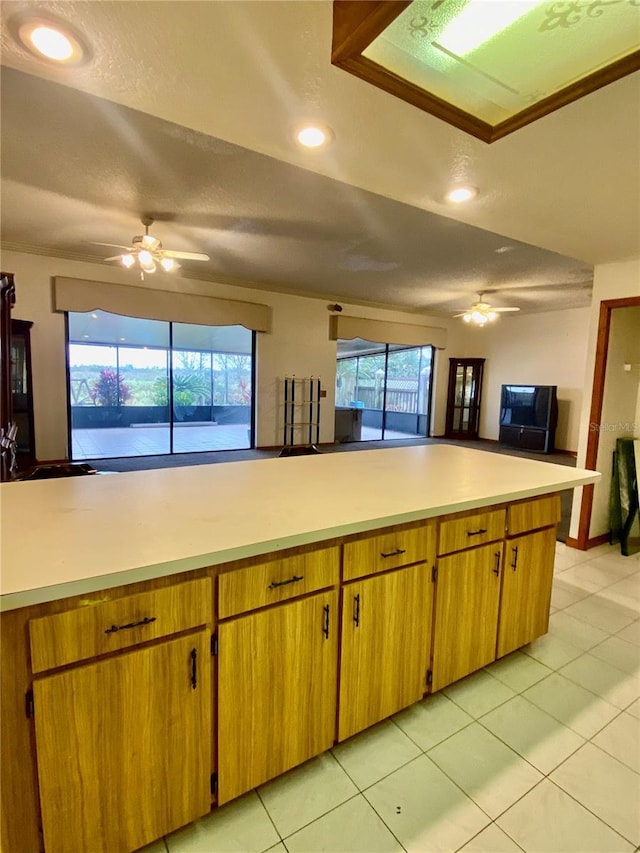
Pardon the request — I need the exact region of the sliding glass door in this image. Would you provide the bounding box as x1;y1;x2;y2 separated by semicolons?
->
335;339;433;441
67;311;253;460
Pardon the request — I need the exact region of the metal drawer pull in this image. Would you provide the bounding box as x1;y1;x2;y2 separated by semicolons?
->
268;575;304;589
380;548;406;558
353;594;361;627
323;604;330;639
190;648;197;690
104;616;157;634
467;528;488;537
493;552;501;576
511;546;519;571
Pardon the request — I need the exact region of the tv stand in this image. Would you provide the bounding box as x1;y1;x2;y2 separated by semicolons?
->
499;424;556;453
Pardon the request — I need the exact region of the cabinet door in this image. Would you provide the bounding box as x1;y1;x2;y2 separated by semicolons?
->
218;590;338;804
431;543;502;692
338;563;432;742
497;527;556;658
33;630;212;853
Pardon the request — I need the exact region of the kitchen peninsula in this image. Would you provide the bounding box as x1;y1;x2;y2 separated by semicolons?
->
0;445;599;853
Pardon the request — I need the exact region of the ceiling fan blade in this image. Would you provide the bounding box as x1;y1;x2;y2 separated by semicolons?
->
103;255;124;262
162;250;210;261
90;241;134;250
453;312;468;318
493;307;520;312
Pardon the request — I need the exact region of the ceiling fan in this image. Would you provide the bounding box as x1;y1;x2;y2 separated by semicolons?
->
93;216;210;278
454;292;520;326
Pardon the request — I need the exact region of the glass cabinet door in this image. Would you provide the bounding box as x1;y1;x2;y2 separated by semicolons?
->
11;319;35;466
445;358;485;439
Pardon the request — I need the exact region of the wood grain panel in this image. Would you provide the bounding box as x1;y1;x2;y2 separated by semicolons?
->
218;547;339;618
1;569;216;853
217;590;338;804
431;543;502;691
1;606;42;853
507;494;561;537
33;630;212;853
497;527;556;658
29;578;212;673
438;508;506;556
342;522;435;581
338;563;432;741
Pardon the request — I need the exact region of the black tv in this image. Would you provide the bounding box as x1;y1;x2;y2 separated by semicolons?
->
499;385;558;452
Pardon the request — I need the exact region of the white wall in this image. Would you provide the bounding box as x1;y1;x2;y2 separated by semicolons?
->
3;249;453;460
438;308;591;451
569;257;640;541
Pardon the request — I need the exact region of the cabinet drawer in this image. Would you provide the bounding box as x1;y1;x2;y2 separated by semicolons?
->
342;523;434;582
218;546;339;618
29;578;212;674
438;508;506;555
507;494;561;536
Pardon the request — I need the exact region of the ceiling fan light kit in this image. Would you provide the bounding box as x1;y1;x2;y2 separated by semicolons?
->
96;217;209;279
457;292;520;326
463;308;497;325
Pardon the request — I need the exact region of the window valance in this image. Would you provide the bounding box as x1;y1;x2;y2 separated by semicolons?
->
54;277;271;332
329;315;446;349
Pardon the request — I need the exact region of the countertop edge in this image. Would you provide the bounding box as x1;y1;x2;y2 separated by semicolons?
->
0;471;599;613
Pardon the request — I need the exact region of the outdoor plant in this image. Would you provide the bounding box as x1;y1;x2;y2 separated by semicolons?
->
151;372;210;406
90;369;131;407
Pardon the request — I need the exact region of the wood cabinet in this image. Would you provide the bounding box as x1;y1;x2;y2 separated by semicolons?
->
1;497;561;852
338;562;433;741
218;546;339;618
342;524;432;581
217;589;338;804
438;507;505;555
27;578;213;853
33;630;211;853
431;542;502;692
29;578;211;672
497;526;556;658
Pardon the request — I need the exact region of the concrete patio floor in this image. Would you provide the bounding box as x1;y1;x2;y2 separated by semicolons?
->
71;423;420;459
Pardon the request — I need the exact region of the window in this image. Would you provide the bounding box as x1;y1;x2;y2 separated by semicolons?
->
67;311;254;460
336;339;434;441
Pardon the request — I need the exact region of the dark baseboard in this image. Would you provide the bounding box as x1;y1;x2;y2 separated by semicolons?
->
566;532;610;551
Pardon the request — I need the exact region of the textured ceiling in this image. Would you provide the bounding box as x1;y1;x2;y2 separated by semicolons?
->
1;1;638;316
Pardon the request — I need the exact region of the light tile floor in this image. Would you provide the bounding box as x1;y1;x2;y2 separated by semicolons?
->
141;542;639;853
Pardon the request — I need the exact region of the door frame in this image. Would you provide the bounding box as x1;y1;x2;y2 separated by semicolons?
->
569;295;640;550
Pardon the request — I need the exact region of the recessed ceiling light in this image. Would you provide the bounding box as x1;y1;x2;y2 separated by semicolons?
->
12;15;89;65
446;185;478;203
495;246;515;254
295;124;333;149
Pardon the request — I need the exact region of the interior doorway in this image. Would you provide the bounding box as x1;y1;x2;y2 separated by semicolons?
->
573;296;640;549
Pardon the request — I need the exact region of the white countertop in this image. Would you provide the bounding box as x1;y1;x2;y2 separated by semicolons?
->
0;445;599;611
